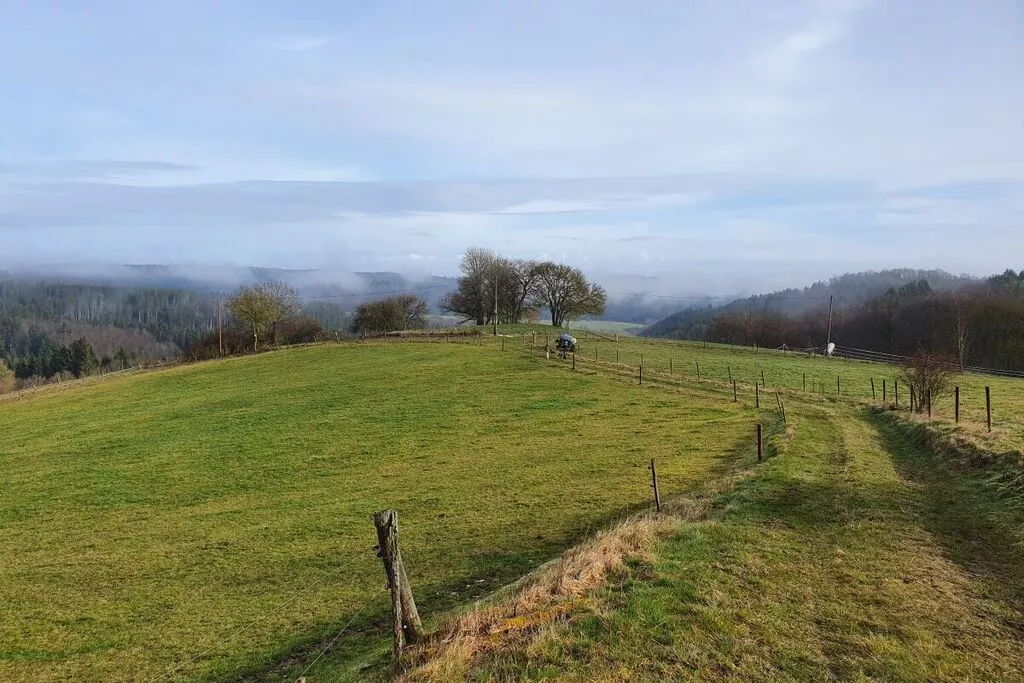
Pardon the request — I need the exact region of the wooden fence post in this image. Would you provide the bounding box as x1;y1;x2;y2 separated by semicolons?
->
894;380;899;407
616;349;619;364
639;361;643;385
871;378;876;399
837;375;840;396
757;424;763;463
669;358;673;376
926;390;931;418
761;369;766;387
572;352;576;370
755;382;760;409
955;386;960;424
803;372;806;392
986;386;992;432
883;379;887;403
728;366;732;382
732;379;737;402
696;362;701;381
649;459;661;512
373;510;425;664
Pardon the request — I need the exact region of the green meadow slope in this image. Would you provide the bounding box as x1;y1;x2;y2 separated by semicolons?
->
2;333;1022;681
0;342;754;681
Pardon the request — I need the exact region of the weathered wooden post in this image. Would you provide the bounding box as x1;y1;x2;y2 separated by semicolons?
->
803;372;806;392
572;352;576;370
761;369;766;387
728;366;732;382
894;380;899;407
837;375;841;396
373;510;424;665
757;424;763;463
883;379;887;403
669;358;673;376
649;459;661;512
926;389;931;418
955;386;960;423
755;382;760;408
732;379;737;402
871;378;876;400
986;386;992;432
696;361;701;381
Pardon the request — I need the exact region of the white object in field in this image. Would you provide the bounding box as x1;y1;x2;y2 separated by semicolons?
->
827;342;836;357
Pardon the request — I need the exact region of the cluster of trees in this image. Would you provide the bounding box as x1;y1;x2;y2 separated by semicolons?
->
0;329;135;385
700;272;1024;371
648;268;975;340
350;295;428;334
441;249;606;327
184;281;327;360
0;280;218;348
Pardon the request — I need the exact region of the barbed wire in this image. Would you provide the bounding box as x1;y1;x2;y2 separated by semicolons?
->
292;600;377;682
147;564;365;683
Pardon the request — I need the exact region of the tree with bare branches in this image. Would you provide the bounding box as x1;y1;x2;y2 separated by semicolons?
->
899;350;957;413
228;281;301;352
532;262;607;327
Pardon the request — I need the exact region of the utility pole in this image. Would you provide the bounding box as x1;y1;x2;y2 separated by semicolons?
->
217;297;223;355
826;294;834;353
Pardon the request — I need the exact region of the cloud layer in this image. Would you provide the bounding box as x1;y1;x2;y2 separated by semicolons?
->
1;0;1022;288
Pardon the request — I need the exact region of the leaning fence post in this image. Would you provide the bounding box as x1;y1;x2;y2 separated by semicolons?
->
986;386;992;432
649;459;661;512
883;379;887;403
871;378;876;400
755;382;760;408
572;352;576;371
374;510;425;665
733;379;737;402
757;424;763;463
955;386;960;423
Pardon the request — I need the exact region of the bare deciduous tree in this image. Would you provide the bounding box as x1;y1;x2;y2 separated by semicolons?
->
952;295;971;371
228;281;302;352
900;349;957;413
532;262;607;327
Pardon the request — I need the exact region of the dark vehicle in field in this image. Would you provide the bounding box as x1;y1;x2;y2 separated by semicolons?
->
555;333;577;358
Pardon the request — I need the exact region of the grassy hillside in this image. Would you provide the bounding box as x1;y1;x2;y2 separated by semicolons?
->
3;332;1022;681
551;330;1024;454
406;400;1024;680
0;342;756;681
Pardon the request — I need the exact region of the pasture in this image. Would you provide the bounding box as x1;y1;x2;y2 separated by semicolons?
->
0;342;755;681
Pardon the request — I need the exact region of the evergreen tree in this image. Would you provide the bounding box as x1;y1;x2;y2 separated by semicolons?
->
69;338;99;377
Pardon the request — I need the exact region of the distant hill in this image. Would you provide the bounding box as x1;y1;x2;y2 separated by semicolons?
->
647;269;977;339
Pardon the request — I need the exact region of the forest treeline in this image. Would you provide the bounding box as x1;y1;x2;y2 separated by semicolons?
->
0;280;350;386
693;270;1024;370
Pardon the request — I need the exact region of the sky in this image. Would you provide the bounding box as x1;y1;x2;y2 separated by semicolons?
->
1;0;1022;293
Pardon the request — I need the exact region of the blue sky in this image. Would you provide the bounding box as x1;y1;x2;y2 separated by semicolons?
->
1;0;1022;291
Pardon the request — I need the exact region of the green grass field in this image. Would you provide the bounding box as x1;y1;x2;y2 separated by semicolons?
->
543;328;1024;455
440;400;1024;680
0;342;756;681
3;332;1022;681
